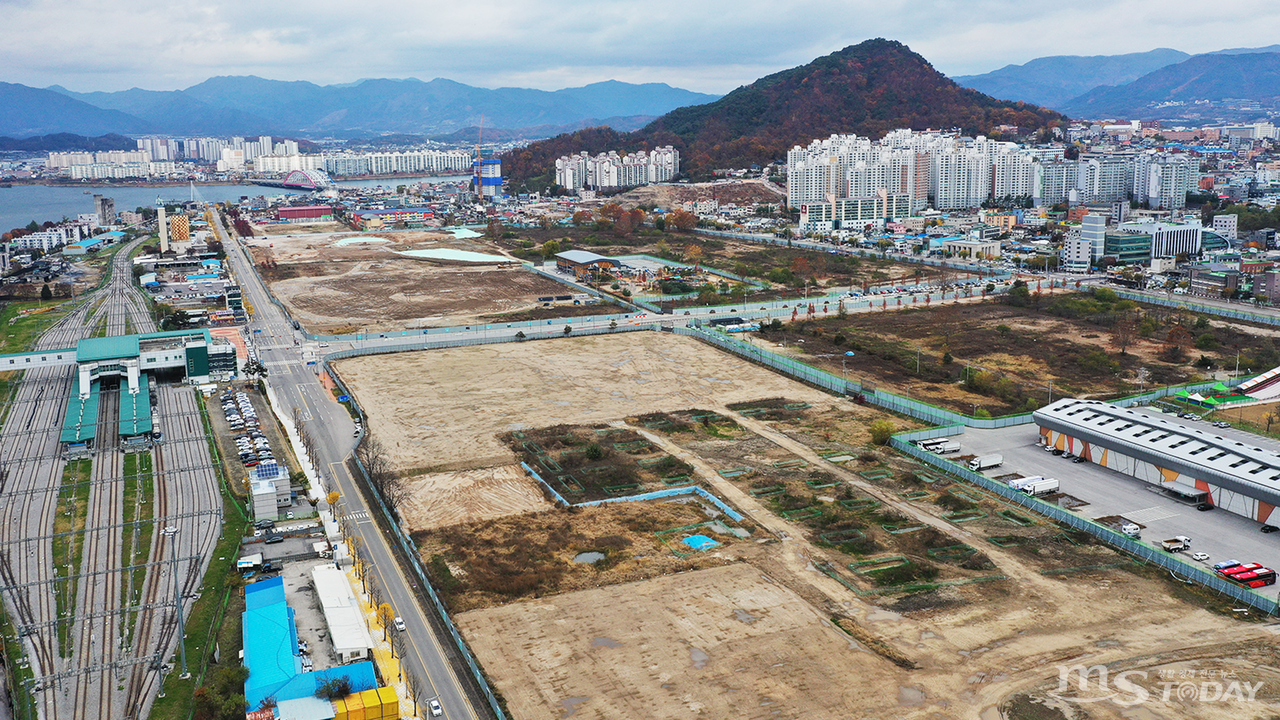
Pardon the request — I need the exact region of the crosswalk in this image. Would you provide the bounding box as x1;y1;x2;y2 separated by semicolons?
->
347;510;370;520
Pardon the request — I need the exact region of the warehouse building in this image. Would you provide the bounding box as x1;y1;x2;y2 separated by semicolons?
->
554;250;617;277
1034;398;1280;523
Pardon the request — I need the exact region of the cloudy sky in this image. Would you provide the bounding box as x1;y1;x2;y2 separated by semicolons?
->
5;0;1278;93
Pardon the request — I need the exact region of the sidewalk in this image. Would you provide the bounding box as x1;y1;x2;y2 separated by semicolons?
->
344;563;420;720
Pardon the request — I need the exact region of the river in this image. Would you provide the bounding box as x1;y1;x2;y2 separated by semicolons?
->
0;174;471;232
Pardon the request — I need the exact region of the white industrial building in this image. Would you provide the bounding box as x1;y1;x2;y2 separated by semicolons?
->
1034;398;1280;524
311;565;375;664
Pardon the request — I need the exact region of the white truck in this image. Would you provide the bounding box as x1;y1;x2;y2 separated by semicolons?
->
969;454;1003;471
917;438;950;451
932;441;961;454
1007;475;1046;491
1161;536;1192;553
1021;478;1060;496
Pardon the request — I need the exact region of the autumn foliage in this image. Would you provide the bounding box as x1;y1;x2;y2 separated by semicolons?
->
504;38;1066;182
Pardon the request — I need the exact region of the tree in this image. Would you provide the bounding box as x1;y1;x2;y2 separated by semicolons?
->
669;209;697;231
39;283;52;301
1266;412;1279;433
1110;312;1138;354
326;491;340;507
378;603;396;640
868;420;896;445
684;244;704;267
484;218;504;239
355;436;406;516
571;210;593;227
244;360;268;380
541;239;561;259
563;324;572;335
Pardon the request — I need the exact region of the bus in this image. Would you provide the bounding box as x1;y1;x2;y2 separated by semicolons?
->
1219;563;1277;588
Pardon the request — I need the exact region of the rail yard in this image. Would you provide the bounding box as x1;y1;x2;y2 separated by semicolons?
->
0;240;223;720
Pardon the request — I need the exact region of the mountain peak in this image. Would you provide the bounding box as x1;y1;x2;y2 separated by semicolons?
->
504;40;1063;182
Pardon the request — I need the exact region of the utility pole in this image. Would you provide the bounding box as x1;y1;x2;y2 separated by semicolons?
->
161;527;189;678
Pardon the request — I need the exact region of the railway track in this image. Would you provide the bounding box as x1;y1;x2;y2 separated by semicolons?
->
0;237;226;720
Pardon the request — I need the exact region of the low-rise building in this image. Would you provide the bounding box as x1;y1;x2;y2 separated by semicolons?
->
941;237;1001;259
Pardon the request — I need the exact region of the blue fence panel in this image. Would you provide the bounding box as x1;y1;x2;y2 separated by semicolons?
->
571;486;746;522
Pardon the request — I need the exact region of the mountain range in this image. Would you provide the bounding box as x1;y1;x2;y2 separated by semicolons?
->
1058;52;1280;119
504;39;1065;186
954;44;1280;117
0;78;720;139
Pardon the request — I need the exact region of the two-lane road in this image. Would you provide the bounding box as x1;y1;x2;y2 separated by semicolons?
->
210;213;482;719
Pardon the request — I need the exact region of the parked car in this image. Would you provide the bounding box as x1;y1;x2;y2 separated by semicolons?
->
1191;552;1210;561
1061;452;1075;460
429;700;443;717
1196;503;1215;511
1262;525;1279;534
394;616;406;632
265;535;284;544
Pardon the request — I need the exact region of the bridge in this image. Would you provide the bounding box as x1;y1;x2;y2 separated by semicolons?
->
250;169;334;191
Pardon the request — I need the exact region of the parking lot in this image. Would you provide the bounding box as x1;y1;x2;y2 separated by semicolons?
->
951;419;1280;597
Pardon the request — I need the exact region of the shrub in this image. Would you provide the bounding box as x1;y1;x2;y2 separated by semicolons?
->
1194;333;1219;350
868;420;896;445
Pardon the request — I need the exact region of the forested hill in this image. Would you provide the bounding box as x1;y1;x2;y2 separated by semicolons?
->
504;39;1066;186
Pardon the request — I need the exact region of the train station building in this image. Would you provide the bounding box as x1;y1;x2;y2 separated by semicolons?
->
0;329;238;454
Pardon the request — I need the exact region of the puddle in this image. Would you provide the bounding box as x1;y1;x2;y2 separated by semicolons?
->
689;647;710;669
865;609;903;622
591;637;621;648
558;697;590;718
732;609;759;624
897;686;926;706
573;552;605;564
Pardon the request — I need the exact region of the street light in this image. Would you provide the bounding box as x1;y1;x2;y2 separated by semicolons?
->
161;526;189;679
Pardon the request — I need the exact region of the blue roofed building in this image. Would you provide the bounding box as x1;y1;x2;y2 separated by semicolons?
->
242;576;378;709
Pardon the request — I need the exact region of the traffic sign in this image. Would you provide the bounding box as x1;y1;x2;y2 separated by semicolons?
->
337;395;350;402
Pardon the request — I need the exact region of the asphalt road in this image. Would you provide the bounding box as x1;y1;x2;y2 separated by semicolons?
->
958;421;1280;595
211;213;481;719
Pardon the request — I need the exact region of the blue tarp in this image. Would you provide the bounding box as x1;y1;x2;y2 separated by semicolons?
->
682;534;720;551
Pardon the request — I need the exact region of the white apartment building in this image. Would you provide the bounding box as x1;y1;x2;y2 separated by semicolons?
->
798;193;912;232
931;149;990;210
320;150;471;177
253;154;325;173
1077;153;1134;204
1034;159;1077;206
1133;153;1197;209
1081;213;1108;261
1061;236;1093;273
553;146;680;191
1212;214;1238;240
12;228;71;252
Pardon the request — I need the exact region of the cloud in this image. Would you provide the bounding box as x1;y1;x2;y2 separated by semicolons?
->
1;0;1278;92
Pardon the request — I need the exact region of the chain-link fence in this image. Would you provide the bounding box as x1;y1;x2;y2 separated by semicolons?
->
1110;289;1280;327
892;429;1279;615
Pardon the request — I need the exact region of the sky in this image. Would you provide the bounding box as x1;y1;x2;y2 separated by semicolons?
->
4;0;1279;93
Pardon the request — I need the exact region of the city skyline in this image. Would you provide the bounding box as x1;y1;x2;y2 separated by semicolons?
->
4;0;1278;94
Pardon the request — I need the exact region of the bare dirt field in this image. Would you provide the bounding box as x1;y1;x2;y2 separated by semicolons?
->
270;261;592;333
457;563;900;720
335;331;858;473
611;178;785;210
399;465;553;531
247;228;617;332
342;331;1280;719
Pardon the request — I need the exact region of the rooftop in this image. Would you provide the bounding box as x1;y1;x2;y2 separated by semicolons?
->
1034;398;1280;506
